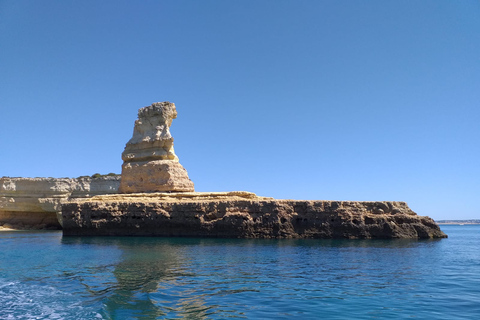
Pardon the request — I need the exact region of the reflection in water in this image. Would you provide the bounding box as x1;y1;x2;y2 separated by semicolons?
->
59;237;443;319
3;229;475;319
62;237;212;319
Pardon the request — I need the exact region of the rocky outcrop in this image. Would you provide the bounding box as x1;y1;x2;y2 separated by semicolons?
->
119;102;194;193
0;176;120;229
62;192;447;239
119;160;194;194
3;101;448;240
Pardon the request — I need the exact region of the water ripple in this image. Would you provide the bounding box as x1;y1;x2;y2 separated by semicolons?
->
0;227;479;319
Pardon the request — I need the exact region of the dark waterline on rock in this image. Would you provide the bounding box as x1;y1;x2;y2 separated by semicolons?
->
0;225;478;319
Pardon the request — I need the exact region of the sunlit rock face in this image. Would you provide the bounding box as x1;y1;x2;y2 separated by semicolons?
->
119;102;194;193
0;176;120;229
121;102;179;162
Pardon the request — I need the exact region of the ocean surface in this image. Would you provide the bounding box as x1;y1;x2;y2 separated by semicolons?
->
0;225;479;319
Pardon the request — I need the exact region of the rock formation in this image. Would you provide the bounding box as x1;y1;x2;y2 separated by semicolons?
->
2;100;447;239
0;176;120;230
119;102;194;193
62;193;447;239
59;100;447;239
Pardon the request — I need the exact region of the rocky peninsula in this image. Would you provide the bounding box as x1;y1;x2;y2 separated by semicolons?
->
0;175;119;230
62;192;446;238
1;101;446;238
59;101;445;239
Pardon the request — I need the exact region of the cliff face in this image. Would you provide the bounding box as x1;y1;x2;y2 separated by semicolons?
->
1;101;448;239
62;192;447;239
0;176;120;230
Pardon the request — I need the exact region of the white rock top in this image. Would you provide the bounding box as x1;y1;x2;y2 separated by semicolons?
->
122;102;179;162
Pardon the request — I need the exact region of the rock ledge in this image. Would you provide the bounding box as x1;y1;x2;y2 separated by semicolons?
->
62;192;447;239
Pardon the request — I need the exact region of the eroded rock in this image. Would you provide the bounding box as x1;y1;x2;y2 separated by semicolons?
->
0;176;120;229
62;193;447;239
119;102;194;193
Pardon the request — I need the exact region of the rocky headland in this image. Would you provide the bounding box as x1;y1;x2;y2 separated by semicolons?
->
62;192;446;239
61;101;446;239
2;101;447;239
0;175;120;230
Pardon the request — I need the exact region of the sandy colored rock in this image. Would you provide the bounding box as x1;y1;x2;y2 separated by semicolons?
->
121;102;179;162
62;193;447;239
86;191;272;202
3;101;447;240
119;102;194;193
0;176;120;229
119;160;195;193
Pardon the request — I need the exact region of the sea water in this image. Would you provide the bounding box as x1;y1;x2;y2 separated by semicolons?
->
0;225;479;319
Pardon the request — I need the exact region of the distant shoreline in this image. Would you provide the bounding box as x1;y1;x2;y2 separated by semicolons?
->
437;223;480;225
437;220;480;225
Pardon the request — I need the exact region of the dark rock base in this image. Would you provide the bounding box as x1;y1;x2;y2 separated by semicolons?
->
61;199;447;239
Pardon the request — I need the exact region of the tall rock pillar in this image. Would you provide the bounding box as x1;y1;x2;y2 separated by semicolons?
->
119;102;194;193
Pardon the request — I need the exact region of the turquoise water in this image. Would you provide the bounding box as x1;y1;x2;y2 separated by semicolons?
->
0;225;478;319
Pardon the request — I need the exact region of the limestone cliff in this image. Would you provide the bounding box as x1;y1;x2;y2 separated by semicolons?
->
0;176;120;230
2;101;448;239
62;192;447;239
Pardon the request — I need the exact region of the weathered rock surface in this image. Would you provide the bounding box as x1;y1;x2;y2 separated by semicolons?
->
62;192;447;239
0;176;120;229
119;102;194;193
3;101;448;240
119;160;194;193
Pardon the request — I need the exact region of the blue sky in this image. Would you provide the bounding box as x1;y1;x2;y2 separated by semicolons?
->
1;0;479;220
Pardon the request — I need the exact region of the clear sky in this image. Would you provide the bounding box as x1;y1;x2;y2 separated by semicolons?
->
1;0;479;220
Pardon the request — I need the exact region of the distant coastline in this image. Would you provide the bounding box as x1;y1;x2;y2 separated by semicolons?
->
437;220;480;225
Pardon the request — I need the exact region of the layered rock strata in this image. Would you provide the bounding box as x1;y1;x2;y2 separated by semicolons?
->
62;192;447;239
119;102;194;193
0;176;120;230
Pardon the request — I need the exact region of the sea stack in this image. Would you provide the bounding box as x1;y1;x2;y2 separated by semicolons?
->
118;102;194;193
61;101;447;239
